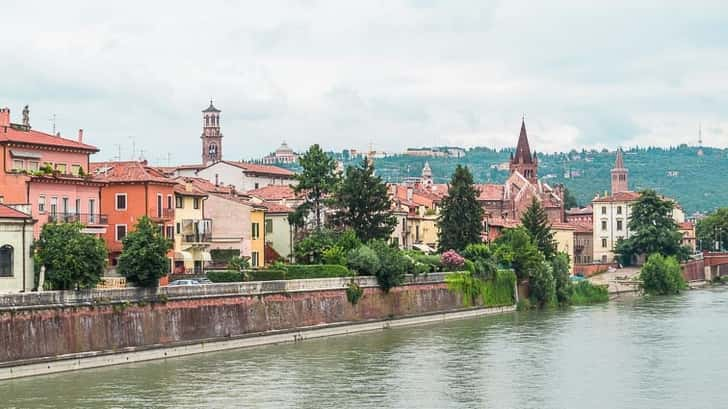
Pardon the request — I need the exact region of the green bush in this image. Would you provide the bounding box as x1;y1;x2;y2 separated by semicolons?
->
227;256;249;271
571;281;609;305
248;269;287;281
210;249;240;264
445;272;481;306
284;264;351;279
463;259;476;274
640;253;686;295
528;261;556;307
482;269;517;307
347;245;381;276
293;229;337;264
207;270;244;283
346;280;364;305
405;252;441;272
322;245;347;266
369;240;408;292
337;229;362;252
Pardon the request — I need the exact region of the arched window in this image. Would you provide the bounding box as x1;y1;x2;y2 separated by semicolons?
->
0;245;13;277
205;116;209;127
208;143;218;159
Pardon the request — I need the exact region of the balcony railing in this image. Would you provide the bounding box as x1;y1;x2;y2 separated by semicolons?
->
182;233;212;243
152;208;175;220
48;213;108;225
180;219;212;243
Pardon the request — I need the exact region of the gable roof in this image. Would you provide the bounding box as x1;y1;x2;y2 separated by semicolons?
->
90;161;174;184
477;184;505;201
260;202;294;214
217;160;295;177
245;185;297;200
592;191;641;203
0;204;32;219
1;126;98;152
178;177;233;195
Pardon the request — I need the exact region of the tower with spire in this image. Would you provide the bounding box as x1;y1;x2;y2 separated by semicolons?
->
509;118;538;184
610;148;628;194
201;100;223;166
421;161;433;186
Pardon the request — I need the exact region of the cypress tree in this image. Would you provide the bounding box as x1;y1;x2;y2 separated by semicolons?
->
438;165;484;252
521;197;557;260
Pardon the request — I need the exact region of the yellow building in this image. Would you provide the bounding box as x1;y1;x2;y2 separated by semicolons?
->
172;182;211;275
551;223;576;272
407;206;439;251
250;207;266;267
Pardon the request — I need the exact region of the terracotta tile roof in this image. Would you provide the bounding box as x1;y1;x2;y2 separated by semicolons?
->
261;202;293;214
477;184;505;201
219;160;295;177
245;184;297;200
550;222;576;230
209;192;266;210
0;125;98;152
678;221;694;230
592;191;641;203
486;218;520;228
565;206;593;215
172;178;208;197
90;161;174;184
571;222;593;233
181;177;233;195
0;204;32;219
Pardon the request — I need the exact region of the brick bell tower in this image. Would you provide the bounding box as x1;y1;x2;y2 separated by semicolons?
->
201;100;223;166
611;147;628;194
509;118;538;184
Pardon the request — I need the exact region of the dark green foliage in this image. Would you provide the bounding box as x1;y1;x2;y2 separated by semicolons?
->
322;245;347;266
494;227;544;280
118;216;173;288
369;240;408;292
293;229;337;264
615;190;689;264
571;281;609;305
294;144;339;228
563;187;578;209
227;256;249;271
248;269;287;281
284;264;351;279
437;165;484;252
35;222;108;290
336;229;362;252
528;261;556;307
696;208;728;251
346;245;381;276
521;198;557;260
463;259;476;274
462;243;498;279
640;253;686;295
210;249;240;264
207;270;244;282
346;280;364;305
331;158;396;242
551;252;573;305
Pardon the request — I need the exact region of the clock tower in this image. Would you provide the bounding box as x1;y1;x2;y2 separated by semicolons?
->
201;100;223;166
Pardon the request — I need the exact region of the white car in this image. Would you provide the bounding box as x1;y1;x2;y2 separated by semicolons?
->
168;279;200;286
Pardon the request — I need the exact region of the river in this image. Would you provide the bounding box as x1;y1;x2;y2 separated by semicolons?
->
2;288;727;409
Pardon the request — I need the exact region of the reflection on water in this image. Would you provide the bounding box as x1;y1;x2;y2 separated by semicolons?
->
3;289;728;409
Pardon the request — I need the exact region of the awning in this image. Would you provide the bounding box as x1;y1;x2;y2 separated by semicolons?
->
10;150;42;159
174;251;193;261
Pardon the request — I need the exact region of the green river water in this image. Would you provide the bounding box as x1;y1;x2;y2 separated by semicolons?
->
2;288;727;409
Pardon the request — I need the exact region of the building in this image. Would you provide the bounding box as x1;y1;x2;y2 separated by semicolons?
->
0;106;107;238
245;184;303;208
565;206;593;224
172;179;211;275
201;101;223;166
260;202;293;262
0;204;34;293
196;160;296;192
551;222;576;272
262;142;299;164
572;223;594;265
91;161;177;270
678;221;697;252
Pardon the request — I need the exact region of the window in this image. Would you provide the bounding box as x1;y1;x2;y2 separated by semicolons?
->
252;223;260;240
601;206;607;215
50;197;58;216
166;225;174;239
115;194;127;210
601;238;608;248
12;159;24;171
265;219;273;234
616;206;622;215
601;221;607;230
62;198;69;215
38;196;46;213
251;251;260;267
115;225;127;241
176;223;181;234
175;196;183;208
193;198;200;209
88;199;96;223
157;194;163;218
75;198;81;215
0;245;13;277
617;220;623;231
254;183;259;190
167;195;173;211
71;164;81;176
55;163;66;174
28;161;39;172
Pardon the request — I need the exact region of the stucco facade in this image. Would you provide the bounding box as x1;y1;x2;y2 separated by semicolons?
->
0;205;35;293
172;182;211;274
203;194;256;261
196;160;295;192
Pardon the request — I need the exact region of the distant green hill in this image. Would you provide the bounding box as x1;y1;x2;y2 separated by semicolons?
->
273;145;727;215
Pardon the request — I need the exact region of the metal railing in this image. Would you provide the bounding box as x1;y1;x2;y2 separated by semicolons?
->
48;213;108;225
182;233;212;243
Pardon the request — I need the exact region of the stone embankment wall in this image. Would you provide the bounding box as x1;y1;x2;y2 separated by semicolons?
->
0;274;474;365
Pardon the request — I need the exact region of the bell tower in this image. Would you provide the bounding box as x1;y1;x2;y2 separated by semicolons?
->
201;100;223;166
509;118;538;184
611;148;628;194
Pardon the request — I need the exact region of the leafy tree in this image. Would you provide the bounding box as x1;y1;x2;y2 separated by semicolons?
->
331;158;396;242
521;197;557;260
294;144;338;229
494;227;544;280
369;240;409;292
696;208;728;251
117;216;172;287
551;252;573;305
640;253;686;295
462;243;498;279
615;190;689;264
563;187;578;209
438;165;484;252
529;261;556;307
293;228;337;264
347;245;381;276
35;222;108;290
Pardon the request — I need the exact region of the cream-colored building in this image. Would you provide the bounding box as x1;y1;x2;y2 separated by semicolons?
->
551;223;575;272
172;180;211;275
0;204;35;293
262;204;293;262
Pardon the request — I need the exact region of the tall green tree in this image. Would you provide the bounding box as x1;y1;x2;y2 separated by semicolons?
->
35;222;108;290
696;208;728;251
494;227;544;280
615;190;688;264
521;198;557;260
551;252;573;305
438;165;484;252
117;216;172;287
294;144;338;229
331;158;396;242
640;253;686;295
563;187;578;209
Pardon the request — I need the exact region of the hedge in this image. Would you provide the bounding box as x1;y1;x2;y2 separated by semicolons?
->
210;249;241;264
248;269;286;281
207;270;243;283
284;264;351;279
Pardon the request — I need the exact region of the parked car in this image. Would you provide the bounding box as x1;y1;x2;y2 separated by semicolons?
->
168;279;200;286
196;278;212;284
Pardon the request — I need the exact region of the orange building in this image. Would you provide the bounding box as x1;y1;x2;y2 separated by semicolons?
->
90;161;176;272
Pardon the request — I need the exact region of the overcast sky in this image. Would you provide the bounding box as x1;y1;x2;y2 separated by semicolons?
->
2;0;727;164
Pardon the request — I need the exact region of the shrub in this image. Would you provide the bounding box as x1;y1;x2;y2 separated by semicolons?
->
551;252;573;306
529;261;556;307
284;264;350;279
516;298;533;311
294;229;337;264
248;269;286;281
336;229;362;252
406;252;441;272
482;269;517;307
441;250;465;271
227;256;249;271
413;261;431;276
463;243;498;279
369;240;408;292
445;272;481;306
210;249;241;264
571;281;609;305
346;280;364;305
462;243;492;261
207;270;244;283
322;245;347;266
463;259;476;274
347;245;381;276
640;253;686;295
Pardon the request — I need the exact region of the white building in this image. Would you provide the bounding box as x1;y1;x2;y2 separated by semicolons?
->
196;160;296;192
0;204;35;293
262;142;299;165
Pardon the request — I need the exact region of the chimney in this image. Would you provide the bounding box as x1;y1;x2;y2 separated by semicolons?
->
407;186;413;201
78;129;84;143
0;108;9;127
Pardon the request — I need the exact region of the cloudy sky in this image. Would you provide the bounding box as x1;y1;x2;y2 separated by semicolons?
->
2;0;727;164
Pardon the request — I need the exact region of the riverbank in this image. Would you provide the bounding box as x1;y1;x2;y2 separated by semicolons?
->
0;273;515;380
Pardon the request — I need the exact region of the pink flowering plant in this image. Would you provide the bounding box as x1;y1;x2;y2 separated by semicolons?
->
441;250;465;271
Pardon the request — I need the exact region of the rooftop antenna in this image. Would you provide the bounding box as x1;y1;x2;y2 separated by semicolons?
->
166;152;172;166
113;144;122;161
698;123;703;146
138;148;146;161
49;114;57;135
129;136;136;160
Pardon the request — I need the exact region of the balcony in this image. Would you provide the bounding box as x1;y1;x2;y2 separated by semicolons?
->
48;213;108;226
151;208;175;221
180;219;212;244
183;233;212;243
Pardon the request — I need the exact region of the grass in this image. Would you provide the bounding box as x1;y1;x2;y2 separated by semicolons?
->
571;281;609;305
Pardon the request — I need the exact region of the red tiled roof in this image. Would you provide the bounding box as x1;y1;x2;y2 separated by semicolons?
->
181;177;233;195
261;202;293;214
90;161;174;184
592;191;641;203
219;160;295;177
486;218;520;228
678;221;694;230
571;222;593;233
550;222;576;230
245;185;297;200
0;204;32;219
477;184;505;201
1;125;98;152
565;206;593;215
172;179;208;197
